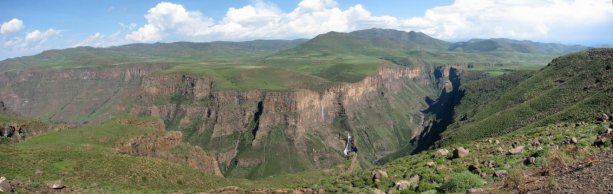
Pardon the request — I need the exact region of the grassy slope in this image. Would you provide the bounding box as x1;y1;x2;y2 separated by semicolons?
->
312;121;607;193
438;50;613;146
0;115;335;192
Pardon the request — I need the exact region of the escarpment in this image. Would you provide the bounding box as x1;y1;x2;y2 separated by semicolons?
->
0;63;463;178
116;131;223;177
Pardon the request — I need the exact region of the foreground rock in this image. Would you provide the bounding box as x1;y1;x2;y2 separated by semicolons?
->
452;147;469;159
508;145;524;155
435;149;449;157
493;170;507;178
50;180;64;189
371;170;388;183
0;177;12;193
395;175;420;190
370;188;385;194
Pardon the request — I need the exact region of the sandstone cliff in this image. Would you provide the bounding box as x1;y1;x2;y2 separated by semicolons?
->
0;63;461;178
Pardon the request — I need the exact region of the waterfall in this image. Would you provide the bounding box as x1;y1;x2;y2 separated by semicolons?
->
320;102;325;122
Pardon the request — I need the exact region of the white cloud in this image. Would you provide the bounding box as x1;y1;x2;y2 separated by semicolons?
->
1;18;24;34
126;2;214;42
126;0;613;43
73;32;126;47
24;29;60;45
2;28;61;52
398;0;613;40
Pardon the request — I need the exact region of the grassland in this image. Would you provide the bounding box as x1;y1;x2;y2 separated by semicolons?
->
0;115;339;192
309;121;608;193
438;50;613;146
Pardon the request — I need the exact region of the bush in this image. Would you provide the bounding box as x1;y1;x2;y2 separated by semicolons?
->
442;171;485;192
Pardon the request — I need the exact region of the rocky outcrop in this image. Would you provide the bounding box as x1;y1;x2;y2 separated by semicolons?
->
0;62;461;178
131;65;441;177
0;64;166;124
0;119;56;143
116;131;223;177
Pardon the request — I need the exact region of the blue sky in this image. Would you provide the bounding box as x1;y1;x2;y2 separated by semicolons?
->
1;0;612;59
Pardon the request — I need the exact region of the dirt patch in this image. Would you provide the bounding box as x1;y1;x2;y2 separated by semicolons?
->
502;149;613;193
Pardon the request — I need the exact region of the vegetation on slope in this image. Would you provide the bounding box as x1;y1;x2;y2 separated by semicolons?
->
309;121;608;193
438;49;613;146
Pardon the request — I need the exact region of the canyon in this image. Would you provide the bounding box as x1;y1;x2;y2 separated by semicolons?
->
0;61;462;178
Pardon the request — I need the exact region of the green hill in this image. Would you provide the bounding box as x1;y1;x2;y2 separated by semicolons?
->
438;48;613;146
449;38;587;54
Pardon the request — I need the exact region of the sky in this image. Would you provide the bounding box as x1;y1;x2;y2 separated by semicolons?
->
1;0;612;60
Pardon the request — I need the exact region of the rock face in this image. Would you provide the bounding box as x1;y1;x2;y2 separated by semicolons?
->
0;63;462;178
116;131;223;177
0;120;55;143
452;147;469;159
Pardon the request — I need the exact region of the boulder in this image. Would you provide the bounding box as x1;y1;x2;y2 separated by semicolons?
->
571;137;578;144
50;179;65;189
467;188;484;194
435;165;449;173
524;157;536;165
426;161;435;167
493;170;507;178
531;140;541;148
435;149;449;157
508;145;524;155
467;188;485;194
605;128;613;135
483;160;495;168
468;165;481;175
0;177;12;193
371;170;388;183
370;188;385;194
395;175;420;190
594;136;608;147
496;147;504;153
452;147;469;159
599;113;609;122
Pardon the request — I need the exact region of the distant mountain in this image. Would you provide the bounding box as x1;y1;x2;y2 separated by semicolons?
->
594;44;613;48
277;28;449;57
349;28;450;51
449;38;587;54
0;39;306;70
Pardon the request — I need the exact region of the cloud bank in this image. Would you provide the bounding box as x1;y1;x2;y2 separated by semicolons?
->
126;0;613;42
2;0;612;59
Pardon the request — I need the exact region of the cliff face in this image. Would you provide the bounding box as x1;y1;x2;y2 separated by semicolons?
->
116;131;223;177
0;64;166;124
0;63;459;178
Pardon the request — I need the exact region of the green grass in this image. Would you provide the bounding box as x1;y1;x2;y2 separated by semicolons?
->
309;120;607;193
442;171;485;192
0;115;335;192
438;50;613;146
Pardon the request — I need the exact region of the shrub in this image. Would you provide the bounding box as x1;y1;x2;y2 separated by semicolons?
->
442;171;485;192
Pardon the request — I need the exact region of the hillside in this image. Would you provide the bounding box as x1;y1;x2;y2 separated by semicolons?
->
437;48;613;146
449;38;586;54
